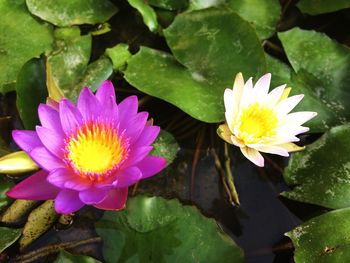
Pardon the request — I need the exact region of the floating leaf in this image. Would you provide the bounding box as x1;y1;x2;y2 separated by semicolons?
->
297;0;350;15
227;0;281;39
0;0;53;93
125;8;266;123
286;208;350;263
265;54;292;87
148;0;188;10
188;0;226;10
106;44;132;71
164;8;266;88
47;27;91;100
0;227;21;253
96;196;243;263
16;58;47;130
278;28;350;131
20;200;58;249
0;151;38;175
1;200;38;224
128;0;159;32
26;0;118;27
151;130;179;167
283;124;350;209
54;251;101;263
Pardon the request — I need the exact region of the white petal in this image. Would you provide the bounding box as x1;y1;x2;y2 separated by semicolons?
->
283;111;317;126
231;72;245;117
276;125;309;136
240;147;264;167
266;84;286;106
240;77;254;108
231;135;245;147
255;145;289;157
254;73;271;100
224;88;234;113
276;94;304;116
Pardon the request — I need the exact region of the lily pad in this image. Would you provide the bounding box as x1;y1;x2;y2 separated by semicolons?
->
0;0;53;93
95;196;243;263
26;0;118;27
151;130;179;167
278;28;350;131
16;58;47;130
286;208;350;263
227;0;281;39
164;8;266;88
188;0;226;10
54;251;101;263
297;0;350;15
125;8;266;123
0;227;21;253
148;0;188;10
282;124;350;209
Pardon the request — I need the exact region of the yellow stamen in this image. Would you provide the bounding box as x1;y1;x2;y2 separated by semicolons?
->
234;103;278;144
65;122;127;177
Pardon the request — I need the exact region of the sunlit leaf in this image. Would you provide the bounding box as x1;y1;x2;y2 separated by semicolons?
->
128;0;159;32
96;196;243;263
287;208;350;263
227;0;281;39
283;124;350;209
0;0;53;93
105;44;132;71
0;151;38;175
26;0;118;27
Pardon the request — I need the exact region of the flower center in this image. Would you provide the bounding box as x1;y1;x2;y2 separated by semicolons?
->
235;103;278;144
64;122;128;179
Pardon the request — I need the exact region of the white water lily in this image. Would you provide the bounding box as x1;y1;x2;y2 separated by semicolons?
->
218;72;317;167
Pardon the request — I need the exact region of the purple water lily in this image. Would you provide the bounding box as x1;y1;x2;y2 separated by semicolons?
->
7;81;166;214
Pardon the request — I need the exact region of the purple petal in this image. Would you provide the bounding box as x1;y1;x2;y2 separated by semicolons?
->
121;112;148;144
133;125;160;147
114;167;142;188
46;98;60;110
54;189;84;214
122;146;152;168
47;168;74;188
12;130;43;153
38;104;64;135
29;147;65;171
137;156;167;178
95;80;116;105
7;170;59;200
77;87;101;122
36;126;64;158
64;177;92;191
94;188;128;211
79;187;109;205
118;96;138;126
59;99;83;135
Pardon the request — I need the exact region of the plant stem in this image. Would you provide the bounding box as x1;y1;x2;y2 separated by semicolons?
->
224;143;240;206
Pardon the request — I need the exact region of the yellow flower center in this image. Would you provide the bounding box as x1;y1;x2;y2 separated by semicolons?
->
64;122;128;179
235;103;278;144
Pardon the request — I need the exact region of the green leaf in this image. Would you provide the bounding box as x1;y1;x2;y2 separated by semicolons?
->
265;54;292;87
188;0;226;10
124;47;223;122
26;0;118;27
106;44;132;71
70;57;113;101
297;0;350;15
0;177;14;211
96;196;243;263
47;28;91;101
125;8;266;123
151;130;179;167
278;28;350;131
282;124;350;209
16;58;47;130
128;0;159;32
0;0;53;93
227;0;281;39
148;0;188;10
0;227;21;253
164;8;266;88
54;251;101;263
286;208;350;263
